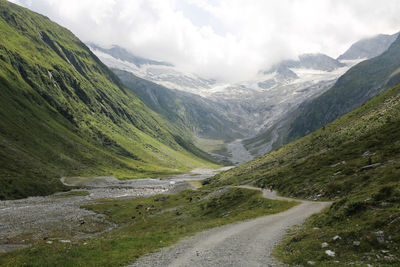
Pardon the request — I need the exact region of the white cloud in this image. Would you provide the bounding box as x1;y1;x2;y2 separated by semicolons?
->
9;0;400;82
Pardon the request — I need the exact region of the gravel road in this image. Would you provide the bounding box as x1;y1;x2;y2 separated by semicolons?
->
0;167;231;253
129;186;331;267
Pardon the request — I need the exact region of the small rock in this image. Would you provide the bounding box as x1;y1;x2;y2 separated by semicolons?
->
321;242;329;248
60;240;71;243
381;250;389;254
312;227;320;230
332;235;341;241
131;216;136;220
375;231;385;244
176;211;182;216
307;260;316;265
353;241;360;246
367;264;373;267
325;250;335;257
45;241;53;244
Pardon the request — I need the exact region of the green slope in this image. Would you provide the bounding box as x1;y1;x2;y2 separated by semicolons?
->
0;0;217;200
205;81;400;265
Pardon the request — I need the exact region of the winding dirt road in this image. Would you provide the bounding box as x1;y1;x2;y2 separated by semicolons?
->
129;186;331;267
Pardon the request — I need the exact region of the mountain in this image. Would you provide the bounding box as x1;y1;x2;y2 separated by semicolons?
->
0;0;217;199
267;53;345;73
338;32;399;60
88;46;359;162
287;34;400;141
112;68;242;142
86;43;173;67
204;80;400;265
245;34;400;156
87;43;217;95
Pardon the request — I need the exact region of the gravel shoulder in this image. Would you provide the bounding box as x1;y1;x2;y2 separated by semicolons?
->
129;186;331;267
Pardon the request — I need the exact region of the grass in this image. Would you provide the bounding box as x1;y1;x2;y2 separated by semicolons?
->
53;190;89;198
0;187;297;266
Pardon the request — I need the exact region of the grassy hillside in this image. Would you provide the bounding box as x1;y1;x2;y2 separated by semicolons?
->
205;82;400;265
0;0;217;200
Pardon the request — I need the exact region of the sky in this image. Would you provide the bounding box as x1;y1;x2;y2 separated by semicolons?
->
9;0;400;82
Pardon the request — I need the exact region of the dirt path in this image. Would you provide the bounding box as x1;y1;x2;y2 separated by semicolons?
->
129;186;331;267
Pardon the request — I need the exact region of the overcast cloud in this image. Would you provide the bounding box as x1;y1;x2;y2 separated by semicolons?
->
9;0;400;82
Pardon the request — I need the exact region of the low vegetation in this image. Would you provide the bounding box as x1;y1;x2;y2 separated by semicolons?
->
0;187;297;266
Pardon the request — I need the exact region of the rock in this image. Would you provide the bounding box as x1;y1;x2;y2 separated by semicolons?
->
60;240;71;243
353;241;360;246
136;204;143;209
312;227;320;230
325;250;335;257
45;241;53;244
176;211;182;216
307;260;316;265
131;216;136;220
154;196;169;202
375;231;385;244
332;235;341;241
321;242;329;248
361;163;381;171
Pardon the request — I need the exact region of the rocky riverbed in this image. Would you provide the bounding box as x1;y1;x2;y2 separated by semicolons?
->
0;167;231;253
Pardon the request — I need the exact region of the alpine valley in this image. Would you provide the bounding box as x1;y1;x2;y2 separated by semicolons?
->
1;1;400;266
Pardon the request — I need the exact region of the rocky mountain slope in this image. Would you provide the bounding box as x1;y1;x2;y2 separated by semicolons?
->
287;34;400;142
205;79;400;266
112;68;243;142
0;0;217;199
245;33;400;156
338;32;399;60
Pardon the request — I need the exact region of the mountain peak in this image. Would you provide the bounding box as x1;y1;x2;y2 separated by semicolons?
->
87;43;173;67
337;32;400;60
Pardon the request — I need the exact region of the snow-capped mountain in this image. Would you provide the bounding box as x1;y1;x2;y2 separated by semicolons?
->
88;33;397;158
88;43;355;139
87;43;218;96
